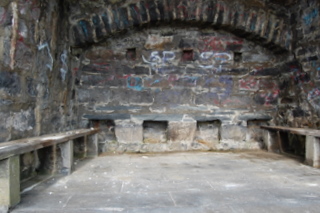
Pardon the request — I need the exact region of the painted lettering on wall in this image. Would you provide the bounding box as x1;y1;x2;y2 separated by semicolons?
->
127;76;143;91
60;50;68;81
239;77;259;91
38;42;53;71
142;51;176;73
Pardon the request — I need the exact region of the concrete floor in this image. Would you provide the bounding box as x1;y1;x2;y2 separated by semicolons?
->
11;151;320;213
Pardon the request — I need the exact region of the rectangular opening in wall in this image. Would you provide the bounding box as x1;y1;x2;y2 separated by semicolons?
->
182;49;194;61
195;120;221;148
20;147;56;191
234;52;242;63
97;120;116;153
143;121;168;143
126;48;136;61
279;132;305;158
247;120;269;147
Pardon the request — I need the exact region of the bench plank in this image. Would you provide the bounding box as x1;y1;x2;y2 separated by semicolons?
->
260;125;320;137
0;128;99;161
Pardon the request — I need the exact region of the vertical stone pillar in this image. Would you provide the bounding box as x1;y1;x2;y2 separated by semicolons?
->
306;136;320;168
86;134;99;157
59;140;74;175
0;156;20;208
263;130;280;153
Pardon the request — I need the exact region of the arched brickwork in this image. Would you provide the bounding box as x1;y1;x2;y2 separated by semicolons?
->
70;0;292;52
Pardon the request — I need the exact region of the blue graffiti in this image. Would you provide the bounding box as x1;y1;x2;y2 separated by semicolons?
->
151;79;161;85
303;8;318;25
127;77;143;91
79;20;89;38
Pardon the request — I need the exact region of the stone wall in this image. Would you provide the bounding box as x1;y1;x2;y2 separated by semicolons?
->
68;0;310;153
0;0;75;180
275;0;320;128
74;25;296;152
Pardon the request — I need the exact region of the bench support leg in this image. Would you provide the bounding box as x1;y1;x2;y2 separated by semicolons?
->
86;134;98;157
59;140;74;175
0;156;20;208
263;130;280;153
306;136;320;168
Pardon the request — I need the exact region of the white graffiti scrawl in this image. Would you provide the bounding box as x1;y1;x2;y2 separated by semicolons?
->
37;42;53;71
60;50;68;81
198;51;233;72
142;51;176;73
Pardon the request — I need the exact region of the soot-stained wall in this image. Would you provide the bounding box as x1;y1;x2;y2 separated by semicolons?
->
276;0;320;128
74;26;296;152
0;0;75;180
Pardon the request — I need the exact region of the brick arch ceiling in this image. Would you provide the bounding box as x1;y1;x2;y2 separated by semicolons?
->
70;0;292;53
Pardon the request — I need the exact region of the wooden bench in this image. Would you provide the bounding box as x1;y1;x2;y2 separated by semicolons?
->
261;125;320;168
0;128;99;208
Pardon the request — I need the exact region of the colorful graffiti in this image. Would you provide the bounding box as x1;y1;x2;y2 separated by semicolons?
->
303;8;318;25
239;77;259;91
127;76;143;91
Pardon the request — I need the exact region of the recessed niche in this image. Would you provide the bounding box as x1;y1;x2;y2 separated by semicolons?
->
195;120;221;144
182;49;194;61
247;120;268;144
279;132;305;157
126;48;136;60
143;121;168;143
97;120;116;153
234;52;242;62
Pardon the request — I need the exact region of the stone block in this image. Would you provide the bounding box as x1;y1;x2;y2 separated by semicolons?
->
220;124;246;142
86;134;98;157
115;120;143;144
262;129;280;153
306;136;320;168
0;156;20;208
59;140;74;175
194;121;220;149
168;120;196;144
143;121;167;143
0;71;21;96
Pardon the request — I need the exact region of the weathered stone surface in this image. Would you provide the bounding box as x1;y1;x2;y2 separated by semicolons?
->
143;121;167;143
194;121;220;149
115;120;143;143
0;71;21;95
220;124;247;142
168;120;197;144
0;156;20;207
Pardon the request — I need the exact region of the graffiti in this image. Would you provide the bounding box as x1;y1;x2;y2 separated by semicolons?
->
308;88;320;101
199;36;243;52
37;42;53;71
82;62;111;72
171;76;199;87
303;8;318;25
19;0;41;20
203;76;233;100
199;52;232;62
239;77;259;91
127;76;143;91
10;2;18;70
60;50;68;81
255;90;279;106
142;51;176;73
198;51;232;72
